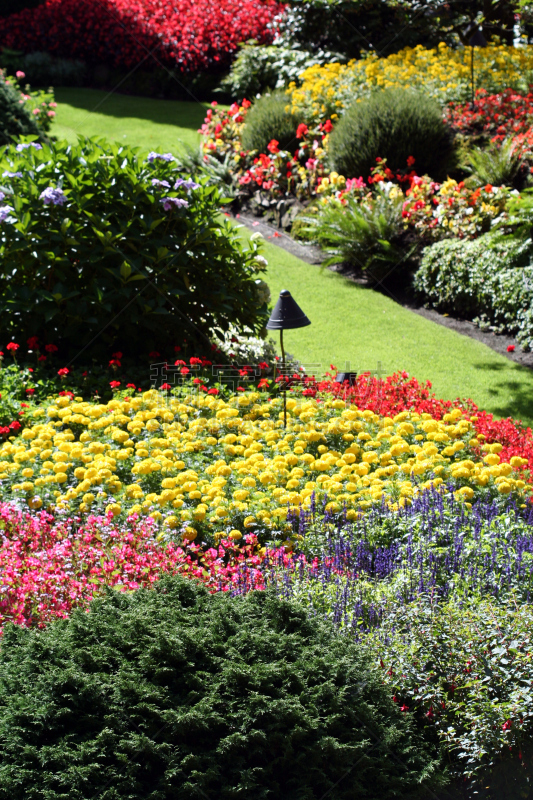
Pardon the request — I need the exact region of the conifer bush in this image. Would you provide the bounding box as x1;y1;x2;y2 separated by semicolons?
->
0;576;443;799
241;90;304;154
328;88;455;181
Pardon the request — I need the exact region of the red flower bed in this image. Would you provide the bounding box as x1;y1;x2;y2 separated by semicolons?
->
444;88;533;149
0;0;281;74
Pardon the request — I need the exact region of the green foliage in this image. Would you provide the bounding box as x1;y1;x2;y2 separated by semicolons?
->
5;50;87;87
241;90;303;155
0;137;268;359
0;575;442;799
465;138;523;188
0;75;41;144
327;89;455;182
301;189;415;284
414;234;533;349
218;41;343;98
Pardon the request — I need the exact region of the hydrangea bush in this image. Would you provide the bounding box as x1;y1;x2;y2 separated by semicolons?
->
0;138;269;359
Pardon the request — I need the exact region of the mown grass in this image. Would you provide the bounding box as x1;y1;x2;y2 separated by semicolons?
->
248;230;533;425
51;89;533;424
53;88;209;155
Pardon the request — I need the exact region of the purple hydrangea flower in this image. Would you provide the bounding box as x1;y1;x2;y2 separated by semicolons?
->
0;205;13;222
16;143;43;152
40;187;67;206
147;152;175;163
174;178;200;191
151;179;171;188
160;197;189;211
3;171;23;179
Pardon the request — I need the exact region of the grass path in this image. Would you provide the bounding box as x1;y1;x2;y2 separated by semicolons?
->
53;88;209;155
51;89;533;425
247;231;533;425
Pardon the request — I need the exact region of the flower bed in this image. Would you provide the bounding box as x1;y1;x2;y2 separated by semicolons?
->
0;0;281;75
287;44;533;121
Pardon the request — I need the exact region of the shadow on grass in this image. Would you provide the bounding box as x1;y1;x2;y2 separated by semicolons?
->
474;362;533;423
54;87;208;132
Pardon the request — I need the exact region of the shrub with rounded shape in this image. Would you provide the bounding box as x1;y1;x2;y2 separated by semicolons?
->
328;88;455;181
241;90;304;154
0;576;443;799
0;76;41;144
0;137;268;358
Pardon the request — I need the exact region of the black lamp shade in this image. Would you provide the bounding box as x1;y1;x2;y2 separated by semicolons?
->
335;372;358;386
467;28;488;47
266;289;311;330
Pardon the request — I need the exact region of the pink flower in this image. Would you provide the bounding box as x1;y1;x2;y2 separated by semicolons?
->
15;71;25;79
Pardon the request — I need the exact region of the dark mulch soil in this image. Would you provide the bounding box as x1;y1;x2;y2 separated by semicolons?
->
233;211;533;371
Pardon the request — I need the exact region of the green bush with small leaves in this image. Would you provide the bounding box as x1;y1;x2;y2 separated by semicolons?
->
0;74;41;144
241;89;303;154
414;233;533;349
0;575;443;800
328;88;455;181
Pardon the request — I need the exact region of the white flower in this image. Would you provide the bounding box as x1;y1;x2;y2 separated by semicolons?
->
249;232;263;242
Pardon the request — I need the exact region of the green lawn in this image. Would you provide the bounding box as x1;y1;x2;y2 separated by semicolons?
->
53;88;209;155
249;232;533;425
52;89;533;425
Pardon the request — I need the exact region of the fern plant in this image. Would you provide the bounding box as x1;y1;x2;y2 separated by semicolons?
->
301;190;415;284
174;145;237;197
464;138;522;188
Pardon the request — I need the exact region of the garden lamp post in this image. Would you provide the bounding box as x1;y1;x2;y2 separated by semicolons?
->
466;25;488;109
266;289;311;427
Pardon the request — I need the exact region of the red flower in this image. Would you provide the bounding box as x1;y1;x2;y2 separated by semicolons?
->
507;344;516;352
112;351;123;358
57;368;69;377
322;119;334;133
127;383;136;389
109;359;121;367
267;139;279;154
149;351;161;358
160;382;172;390
45;344;58;353
6;342;19;352
207;387;219;395
109;380;121;389
406;155;416;166
38;355;47;362
27;336;39;349
296;123;308;139
258;378;269;389
502;719;513;731
26;387;35;394
9;420;21;431
190;357;202;365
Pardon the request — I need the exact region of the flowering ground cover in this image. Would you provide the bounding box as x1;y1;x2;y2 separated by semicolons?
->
0;0;281;76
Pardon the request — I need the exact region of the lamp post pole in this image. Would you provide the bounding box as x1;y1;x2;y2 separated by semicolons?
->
266;289;311;429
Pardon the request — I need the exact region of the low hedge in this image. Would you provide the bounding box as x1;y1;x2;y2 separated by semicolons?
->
414;234;533;349
0;575;444;799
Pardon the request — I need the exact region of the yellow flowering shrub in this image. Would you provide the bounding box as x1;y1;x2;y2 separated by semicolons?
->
288;43;533;121
0;389;528;545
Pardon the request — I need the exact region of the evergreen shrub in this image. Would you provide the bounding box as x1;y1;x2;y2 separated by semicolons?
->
415;234;533;349
328;88;455;181
0;576;443;799
241;90;303;154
